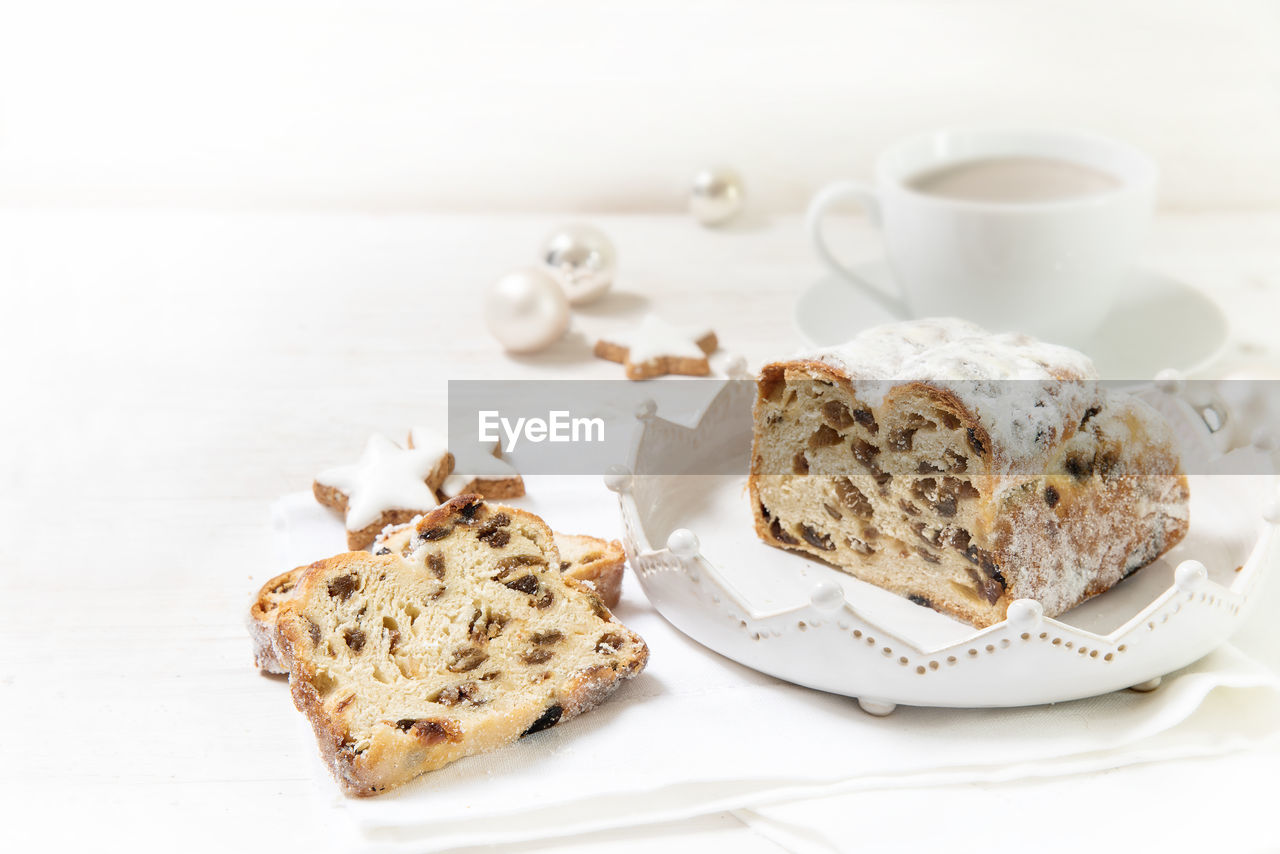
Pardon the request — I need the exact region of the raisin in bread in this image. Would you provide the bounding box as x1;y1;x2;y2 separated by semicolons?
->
272;495;648;796
749;318;1189;628
377;525;625;610
251;530;628;675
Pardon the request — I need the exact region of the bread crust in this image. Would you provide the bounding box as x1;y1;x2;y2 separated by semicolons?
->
247;564;308;674
272;495;648;796
552;533;626;609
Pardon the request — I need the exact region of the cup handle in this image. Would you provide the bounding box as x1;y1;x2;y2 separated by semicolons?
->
806;181;909;317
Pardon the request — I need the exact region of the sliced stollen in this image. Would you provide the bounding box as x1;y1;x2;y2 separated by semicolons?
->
272;495;648;796
250;529;628;675
749;318;1189;628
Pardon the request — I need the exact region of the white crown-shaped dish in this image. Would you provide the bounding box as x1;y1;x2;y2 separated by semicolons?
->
609;379;1279;714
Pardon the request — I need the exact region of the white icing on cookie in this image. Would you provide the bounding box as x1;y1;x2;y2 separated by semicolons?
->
601;314;714;367
407;427;451;464
442;456;520;496
316;434;445;532
410;427;521;498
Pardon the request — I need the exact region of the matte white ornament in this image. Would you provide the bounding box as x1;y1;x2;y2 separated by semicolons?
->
635;398;658;421
1129;676;1163;693
484;267;570;353
689;167;746;227
541;223;617;305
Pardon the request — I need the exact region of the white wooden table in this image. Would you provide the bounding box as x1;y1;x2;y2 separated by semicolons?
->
3;210;1278;851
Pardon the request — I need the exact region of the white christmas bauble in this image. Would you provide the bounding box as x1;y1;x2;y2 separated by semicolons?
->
689;167;746;227
484;267;570;353
540;223;617;305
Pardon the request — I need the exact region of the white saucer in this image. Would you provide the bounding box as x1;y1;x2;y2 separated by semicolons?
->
795;261;1231;379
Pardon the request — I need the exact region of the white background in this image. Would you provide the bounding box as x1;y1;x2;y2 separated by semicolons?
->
3;4;1280;852
2;0;1279;213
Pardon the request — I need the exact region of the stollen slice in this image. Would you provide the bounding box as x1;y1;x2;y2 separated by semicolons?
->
272;494;649;796
250;530;628;674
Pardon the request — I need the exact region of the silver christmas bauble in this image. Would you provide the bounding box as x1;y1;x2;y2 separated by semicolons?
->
484;267;570;353
540;223;617;305
689;167;746;227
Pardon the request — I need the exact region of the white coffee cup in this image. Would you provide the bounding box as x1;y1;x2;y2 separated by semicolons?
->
806;128;1158;344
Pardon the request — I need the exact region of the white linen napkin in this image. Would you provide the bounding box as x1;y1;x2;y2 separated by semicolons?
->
735;736;1280;854
269;476;1280;853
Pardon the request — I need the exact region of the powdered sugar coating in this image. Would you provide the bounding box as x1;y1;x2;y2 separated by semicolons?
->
997;463;1190;615
808;318;1095;386
807;318;989;388
803;318;1102;471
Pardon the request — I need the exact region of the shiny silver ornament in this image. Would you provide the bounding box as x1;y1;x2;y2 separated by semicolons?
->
540;223;617;306
689;167;746;227
484;267;570;353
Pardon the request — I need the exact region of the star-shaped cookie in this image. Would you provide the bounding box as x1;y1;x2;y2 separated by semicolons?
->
408;427;525;500
313;433;453;550
593;314;719;380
